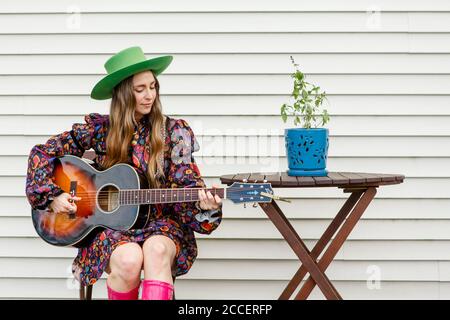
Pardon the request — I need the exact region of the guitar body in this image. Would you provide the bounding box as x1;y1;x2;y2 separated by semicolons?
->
31;155;150;248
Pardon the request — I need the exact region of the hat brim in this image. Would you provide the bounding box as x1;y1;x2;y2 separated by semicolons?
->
90;55;173;100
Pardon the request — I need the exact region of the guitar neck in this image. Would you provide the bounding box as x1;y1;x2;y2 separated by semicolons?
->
118;187;226;205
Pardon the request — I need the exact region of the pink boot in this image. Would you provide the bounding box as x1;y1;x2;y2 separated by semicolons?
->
141;279;174;300
107;281;140;300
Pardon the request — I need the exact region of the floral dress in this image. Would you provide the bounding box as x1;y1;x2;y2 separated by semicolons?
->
25;113;222;286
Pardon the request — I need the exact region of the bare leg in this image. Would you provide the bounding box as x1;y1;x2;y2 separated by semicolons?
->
142;235;177;284
106;242;143;292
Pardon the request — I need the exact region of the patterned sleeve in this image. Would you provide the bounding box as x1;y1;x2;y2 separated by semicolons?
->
167;119;223;234
25;113;107;209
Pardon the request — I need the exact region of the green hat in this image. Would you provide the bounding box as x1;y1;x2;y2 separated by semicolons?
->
90;46;173;100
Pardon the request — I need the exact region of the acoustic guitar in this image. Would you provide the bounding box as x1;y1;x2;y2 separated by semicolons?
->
31;155;275;248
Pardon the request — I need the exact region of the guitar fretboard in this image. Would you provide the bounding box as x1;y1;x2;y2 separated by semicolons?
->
119;188;225;205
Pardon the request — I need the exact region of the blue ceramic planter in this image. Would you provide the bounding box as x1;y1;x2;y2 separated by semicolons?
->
285;128;329;176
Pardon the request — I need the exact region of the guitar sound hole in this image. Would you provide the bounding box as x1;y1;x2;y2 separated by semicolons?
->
98;185;119;213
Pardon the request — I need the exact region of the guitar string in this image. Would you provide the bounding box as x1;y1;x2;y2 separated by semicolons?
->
72;187;266;192
73;190;225;198
76;188;227;198
69;188;265;196
68;187;266;195
63;187;269;201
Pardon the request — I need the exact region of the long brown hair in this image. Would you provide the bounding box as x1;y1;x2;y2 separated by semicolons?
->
101;71;165;189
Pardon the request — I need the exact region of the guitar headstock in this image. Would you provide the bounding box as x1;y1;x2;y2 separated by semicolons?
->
227;182;273;204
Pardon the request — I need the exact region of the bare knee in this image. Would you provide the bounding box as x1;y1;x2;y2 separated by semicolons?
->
109;243;143;283
143;236;176;267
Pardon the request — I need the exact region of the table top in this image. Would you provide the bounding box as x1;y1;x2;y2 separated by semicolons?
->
220;172;405;188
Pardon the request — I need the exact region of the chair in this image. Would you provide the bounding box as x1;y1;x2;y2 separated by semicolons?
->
79;284;93;300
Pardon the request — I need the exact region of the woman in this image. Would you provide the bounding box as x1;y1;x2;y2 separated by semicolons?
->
25;46;223;300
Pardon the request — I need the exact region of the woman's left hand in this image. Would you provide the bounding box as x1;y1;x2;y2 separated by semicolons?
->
198;184;222;210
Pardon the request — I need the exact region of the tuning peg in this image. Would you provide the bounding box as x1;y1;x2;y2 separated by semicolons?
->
252;202;258;208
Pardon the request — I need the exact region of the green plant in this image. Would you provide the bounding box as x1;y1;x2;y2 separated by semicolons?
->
281;56;330;129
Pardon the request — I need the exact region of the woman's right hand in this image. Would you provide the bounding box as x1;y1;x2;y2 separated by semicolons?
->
49;193;82;214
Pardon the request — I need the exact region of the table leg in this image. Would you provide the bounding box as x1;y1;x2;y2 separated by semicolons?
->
279;191;364;300
259;200;341;300
295;187;377;299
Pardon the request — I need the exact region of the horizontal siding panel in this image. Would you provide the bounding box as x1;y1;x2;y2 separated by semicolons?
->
1;95;450;116
5;197;450;220
2;238;450;261
3;33;450;54
410;34;450;53
0;257;442;281
4;33;449;54
3;216;450;240
2;74;450;95
0;12;414;34
0;278;448;299
2;12;450;34
3;0;450;13
410;12;450;32
3;115;450;136
3;53;450;75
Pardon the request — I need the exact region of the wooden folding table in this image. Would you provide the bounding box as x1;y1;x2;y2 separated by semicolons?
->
220;172;404;300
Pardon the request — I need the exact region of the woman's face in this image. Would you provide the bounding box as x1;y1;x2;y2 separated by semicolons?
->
132;70;157;121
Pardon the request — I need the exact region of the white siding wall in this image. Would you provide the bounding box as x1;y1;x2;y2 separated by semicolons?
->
1;0;449;299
